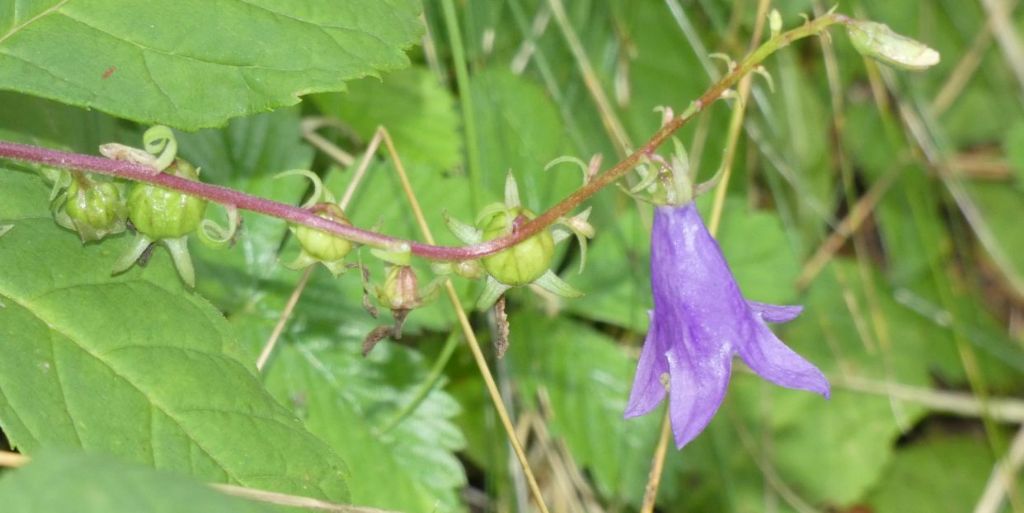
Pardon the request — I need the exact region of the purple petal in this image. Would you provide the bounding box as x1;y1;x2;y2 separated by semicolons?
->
747;301;803;323
665;338;733;449
736;319;831;397
624;312;668;418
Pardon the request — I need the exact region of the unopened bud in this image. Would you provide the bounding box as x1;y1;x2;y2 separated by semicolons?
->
379;266;420;310
846;20;940;71
61;177;127;242
294;204;352;263
128;159;207;240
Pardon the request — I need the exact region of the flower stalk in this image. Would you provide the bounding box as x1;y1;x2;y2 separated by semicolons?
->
0;13;849;263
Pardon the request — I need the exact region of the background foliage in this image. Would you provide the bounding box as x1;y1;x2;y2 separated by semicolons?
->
1;0;1023;512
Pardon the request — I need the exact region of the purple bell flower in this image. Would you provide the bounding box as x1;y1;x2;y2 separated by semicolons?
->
625;203;830;448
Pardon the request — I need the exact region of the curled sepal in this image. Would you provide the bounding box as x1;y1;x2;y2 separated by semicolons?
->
545;154;602;185
478;207;554;286
128;159;207;240
112;234;153;276
289;203;352;276
533;270;584;298
196;204;240;249
444;211;482;244
504;171;521;208
163;236;196;288
846;20;940;71
274;169;334;207
769;9;782;38
553;207;594;273
54;174;128;242
476;276;512;311
370;242;412;266
142;125;178;172
99;143;161;173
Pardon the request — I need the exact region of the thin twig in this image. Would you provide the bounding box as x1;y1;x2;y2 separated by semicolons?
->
796;164;904;289
376;128;553;513
213;484;400;513
255;123;383;372
830;374;1024;423
973;425;1024;513
547;0;634;155
0;450;27;467
0;451;394;513
256;266;314;372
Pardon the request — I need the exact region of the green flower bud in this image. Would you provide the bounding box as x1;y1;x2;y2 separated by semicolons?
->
128;160;207;240
294;204;353;262
62;178;127;242
478;207;554;286
846;20;940;71
379;265;420;311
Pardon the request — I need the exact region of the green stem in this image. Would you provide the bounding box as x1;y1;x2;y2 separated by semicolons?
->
440;0;483;210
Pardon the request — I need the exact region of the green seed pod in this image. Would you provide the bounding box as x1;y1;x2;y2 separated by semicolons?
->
62;178;127;242
478;207;554;286
294;204;352;262
128;160;207;240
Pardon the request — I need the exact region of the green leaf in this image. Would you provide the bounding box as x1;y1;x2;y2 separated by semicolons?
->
265;338;466;512
0;168;350;501
0;92;121;151
313;66;461;171
866;434;1021;513
470;69;575;208
967;182;1024;288
0;450;279;513
0;0;423;129
506;313;684;508
730;260;964;505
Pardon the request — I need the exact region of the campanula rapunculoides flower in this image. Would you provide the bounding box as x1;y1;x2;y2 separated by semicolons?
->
625;202;830;449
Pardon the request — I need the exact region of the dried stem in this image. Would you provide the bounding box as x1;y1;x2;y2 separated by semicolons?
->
376;127;553;513
255;126;380;372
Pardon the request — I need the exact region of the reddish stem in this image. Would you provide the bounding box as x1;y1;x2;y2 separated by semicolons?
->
0;15;839;261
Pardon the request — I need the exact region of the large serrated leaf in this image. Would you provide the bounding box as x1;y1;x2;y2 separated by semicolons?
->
265;338;466;512
0;0;423;129
0;168;350;501
0;450;278;513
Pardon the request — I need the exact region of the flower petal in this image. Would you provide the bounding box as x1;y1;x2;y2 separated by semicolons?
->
665;338;733;449
746;300;803;323
624;312;668;418
736;319;830;397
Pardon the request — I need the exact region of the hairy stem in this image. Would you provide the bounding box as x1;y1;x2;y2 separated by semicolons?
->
0;14;847;263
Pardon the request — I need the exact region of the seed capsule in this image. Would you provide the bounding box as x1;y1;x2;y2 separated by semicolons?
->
478;207;554;286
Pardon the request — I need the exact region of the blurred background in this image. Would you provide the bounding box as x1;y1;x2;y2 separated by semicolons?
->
3;0;1023;511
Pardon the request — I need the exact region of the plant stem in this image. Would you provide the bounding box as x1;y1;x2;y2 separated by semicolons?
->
379;128;553;513
440;0;483;210
0;14;847;263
